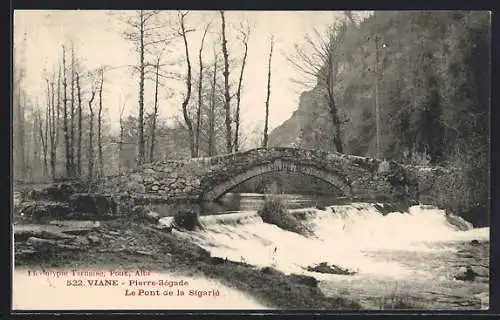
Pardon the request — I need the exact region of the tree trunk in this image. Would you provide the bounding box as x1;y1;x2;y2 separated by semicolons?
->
327;90;344;154
70;44;75;176
49;76;57;179
15;88;25;180
150;58;160;162
44;84;52;179
119;103;125;174
179;12;195;158
220;11;232;153
98;69;104;177
234;37;248;152
62;46;70;177
32;111;39;180
195;26;209;157
24;96;31;179
374;35;381;159
262;37;274;148
76;72;82;177
325;52;343;154
45;79;53;179
88;91;96;184
208;54;217;157
39;109;48;179
137;11;146;166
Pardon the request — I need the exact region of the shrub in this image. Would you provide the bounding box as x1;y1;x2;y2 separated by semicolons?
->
257;195;310;236
173;210;200;231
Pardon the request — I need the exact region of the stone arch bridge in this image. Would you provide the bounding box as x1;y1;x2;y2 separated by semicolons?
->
101;147;452;205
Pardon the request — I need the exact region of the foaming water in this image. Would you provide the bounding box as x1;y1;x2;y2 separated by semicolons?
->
160;203;489;280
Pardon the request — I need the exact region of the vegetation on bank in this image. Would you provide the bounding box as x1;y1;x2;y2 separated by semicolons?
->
257;195;311;236
173;210;201;231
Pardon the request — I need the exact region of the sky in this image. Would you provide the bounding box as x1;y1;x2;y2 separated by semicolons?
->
13;10;370;135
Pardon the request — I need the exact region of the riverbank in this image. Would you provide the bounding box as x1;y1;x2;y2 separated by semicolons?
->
13;184;489;310
13;216;360;310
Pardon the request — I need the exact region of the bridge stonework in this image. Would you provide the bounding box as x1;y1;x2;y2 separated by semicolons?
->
100;147;455;205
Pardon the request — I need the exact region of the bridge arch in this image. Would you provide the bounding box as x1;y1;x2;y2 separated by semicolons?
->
202;159;352;201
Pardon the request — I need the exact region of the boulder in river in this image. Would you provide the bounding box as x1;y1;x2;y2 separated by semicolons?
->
470;239;480;246
455;265;479;281
306;262;357;275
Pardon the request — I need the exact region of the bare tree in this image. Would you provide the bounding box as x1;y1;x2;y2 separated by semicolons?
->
220;11;232;153
47;68;60;179
208;48;218;157
286;24;346;153
76;72;82;177
31;107;40;179
120;10;165;165
178;11;196;157
149;54;161;162
262;35;274;148
234;22;250;152
61;46;71;177
13;31;27;181
40;91;49;178
97;68;104;178
70;42;76;176
195;22;211;157
119;99;126;173
87;77;97;183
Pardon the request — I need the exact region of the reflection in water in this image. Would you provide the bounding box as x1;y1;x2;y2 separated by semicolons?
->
200;193;345;215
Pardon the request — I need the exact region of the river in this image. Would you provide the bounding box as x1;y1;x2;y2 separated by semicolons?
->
161;192;490;310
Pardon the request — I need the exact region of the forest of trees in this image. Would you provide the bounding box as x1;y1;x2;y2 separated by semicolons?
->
269;11;490;225
13;11;264;184
13;11;490;225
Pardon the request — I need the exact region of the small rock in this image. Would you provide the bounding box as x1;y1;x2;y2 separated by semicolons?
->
455;265;478;281
470;240;480;246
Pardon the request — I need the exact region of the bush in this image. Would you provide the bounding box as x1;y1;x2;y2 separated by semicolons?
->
173;210;200;231
257;195;310;236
